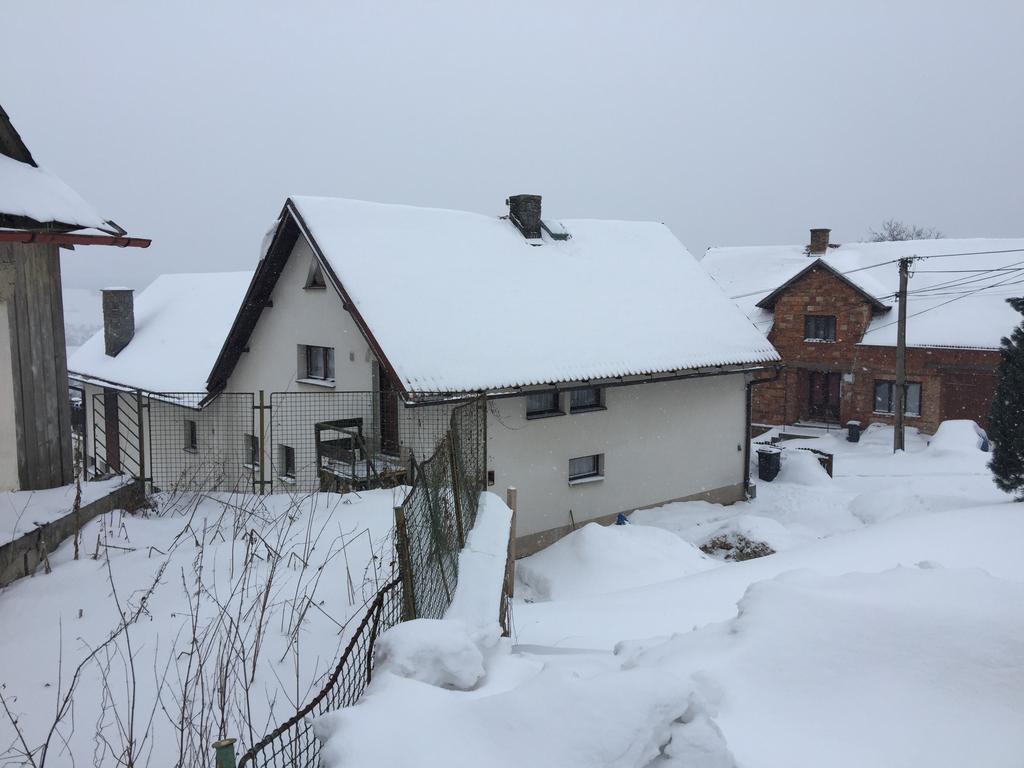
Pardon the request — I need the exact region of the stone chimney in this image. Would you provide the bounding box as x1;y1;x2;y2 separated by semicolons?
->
809;228;831;255
102;288;135;357
507;194;542;239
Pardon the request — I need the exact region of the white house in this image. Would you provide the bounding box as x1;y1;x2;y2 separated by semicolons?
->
0;103;149;491
71;194;779;552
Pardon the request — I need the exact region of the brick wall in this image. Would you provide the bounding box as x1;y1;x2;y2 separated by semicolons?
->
750;263;1001;434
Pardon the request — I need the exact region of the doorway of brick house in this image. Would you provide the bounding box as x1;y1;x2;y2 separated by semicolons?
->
806;371;841;423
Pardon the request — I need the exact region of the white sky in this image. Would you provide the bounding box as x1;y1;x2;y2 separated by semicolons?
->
3;0;1022;289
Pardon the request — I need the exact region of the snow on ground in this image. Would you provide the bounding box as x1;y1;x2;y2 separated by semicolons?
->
0;487;401;766
0;476;129;546
318;422;1024;767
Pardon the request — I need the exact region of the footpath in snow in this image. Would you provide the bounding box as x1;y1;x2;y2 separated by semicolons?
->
314;421;1024;767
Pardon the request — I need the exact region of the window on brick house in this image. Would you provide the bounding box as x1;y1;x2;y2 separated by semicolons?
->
804;315;837;342
874;381;921;416
184;420;198;452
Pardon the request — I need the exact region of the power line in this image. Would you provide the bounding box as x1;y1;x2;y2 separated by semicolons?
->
864;269;1024;337
726;247;1024;301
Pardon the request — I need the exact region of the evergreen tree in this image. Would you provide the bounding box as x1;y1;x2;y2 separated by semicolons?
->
989;298;1024;498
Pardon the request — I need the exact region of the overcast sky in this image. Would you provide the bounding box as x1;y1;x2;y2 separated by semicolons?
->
3;1;1023;289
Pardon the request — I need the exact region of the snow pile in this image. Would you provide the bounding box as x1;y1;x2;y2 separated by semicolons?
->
929;419;989;453
445;492;513;629
373;619;485;690
371;492;513;692
516;522;714;601
321;566;1024;767
315;649;728;768
776;448;831;485
617;567;1024;767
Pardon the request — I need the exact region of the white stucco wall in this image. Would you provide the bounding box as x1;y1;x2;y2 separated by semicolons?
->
227;238;374;395
0;303;20;490
487;374;748;542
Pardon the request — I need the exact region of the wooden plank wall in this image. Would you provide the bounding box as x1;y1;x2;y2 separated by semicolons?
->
0;242;74;489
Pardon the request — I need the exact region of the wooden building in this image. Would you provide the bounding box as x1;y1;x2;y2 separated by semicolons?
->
0;104;149;490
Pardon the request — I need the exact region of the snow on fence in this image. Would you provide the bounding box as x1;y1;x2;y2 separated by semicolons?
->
235;396;490;768
81;388;467;495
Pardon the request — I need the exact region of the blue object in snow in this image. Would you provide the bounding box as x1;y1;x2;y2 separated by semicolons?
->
615;513;630;525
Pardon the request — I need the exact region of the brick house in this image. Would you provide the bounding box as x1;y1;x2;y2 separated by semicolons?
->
703;229;1024;435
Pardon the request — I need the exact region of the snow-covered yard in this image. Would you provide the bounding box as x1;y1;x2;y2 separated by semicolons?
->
0;487;401;766
317;421;1024;767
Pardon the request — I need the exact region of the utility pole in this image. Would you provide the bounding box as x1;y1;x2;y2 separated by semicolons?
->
893;257;912;452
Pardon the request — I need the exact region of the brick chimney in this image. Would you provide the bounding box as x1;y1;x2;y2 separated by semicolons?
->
809;228;831;255
102;288;134;357
508;194;542;239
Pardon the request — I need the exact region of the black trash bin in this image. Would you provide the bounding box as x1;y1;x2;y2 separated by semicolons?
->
846;420;862;443
756;447;781;482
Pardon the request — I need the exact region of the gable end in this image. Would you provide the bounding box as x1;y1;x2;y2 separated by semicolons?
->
755;259;892;314
206;201;407;395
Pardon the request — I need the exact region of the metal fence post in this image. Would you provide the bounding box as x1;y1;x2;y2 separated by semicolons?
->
258;390;266;495
394;505;417;620
135;390;146;484
447;435;466;549
212;738;237;768
501;486;517;636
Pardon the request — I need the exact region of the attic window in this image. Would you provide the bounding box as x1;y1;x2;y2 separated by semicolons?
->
804;315;837;342
305;259;326;289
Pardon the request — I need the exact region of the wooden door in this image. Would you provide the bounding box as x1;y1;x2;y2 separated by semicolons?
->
103;389;121;472
807;371;841;423
379;371;399;455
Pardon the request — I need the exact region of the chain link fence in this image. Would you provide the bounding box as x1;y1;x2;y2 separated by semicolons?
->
395;396;487;620
237;578;403;768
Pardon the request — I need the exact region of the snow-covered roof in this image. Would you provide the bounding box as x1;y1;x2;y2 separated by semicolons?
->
287;196;778;392
68;271;254;393
703;237;1024;350
0;152;115;233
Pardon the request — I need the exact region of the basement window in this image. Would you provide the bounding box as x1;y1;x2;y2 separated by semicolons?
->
804;315;837;342
245;434;259;469
570;387;604;413
873;381;922;416
569;453;603;484
526;390;563;419
184;420;198;452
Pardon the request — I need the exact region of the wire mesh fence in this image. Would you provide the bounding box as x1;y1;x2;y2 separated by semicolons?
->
146;392;256;492
236;395;488;768
267;391;457;493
